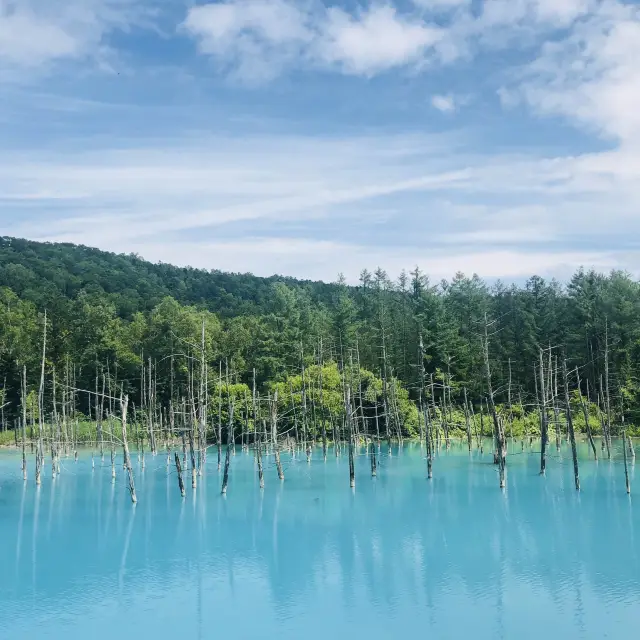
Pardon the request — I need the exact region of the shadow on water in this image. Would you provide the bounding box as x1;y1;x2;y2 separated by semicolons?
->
0;441;638;639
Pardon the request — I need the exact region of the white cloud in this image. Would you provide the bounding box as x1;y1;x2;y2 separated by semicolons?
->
316;5;443;75
0;5;77;65
182;0;312;81
431;94;456;112
179;0;607;83
183;1;448;79
478;0;593;30
411;0;472;11
512;2;640;145
0;0;152;74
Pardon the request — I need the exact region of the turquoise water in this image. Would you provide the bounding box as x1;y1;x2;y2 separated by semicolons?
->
1;441;638;639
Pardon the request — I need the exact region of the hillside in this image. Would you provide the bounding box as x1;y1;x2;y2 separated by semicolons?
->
0;236;339;319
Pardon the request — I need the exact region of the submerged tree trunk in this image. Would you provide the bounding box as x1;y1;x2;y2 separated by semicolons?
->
120;393;137;504
539;350;548;476
174;452;185;497
256;434;265;489
346;387;355;488
21;365;27;481
35;310;47;487
484;315;506;489
464;388;472;453
563;361;580;491
623;430;631;495
189;425;197;489
370;437;377;477
419;336;433;479
221;395;235;494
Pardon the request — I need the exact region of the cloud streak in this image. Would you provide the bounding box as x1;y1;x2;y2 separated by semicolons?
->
2;130;640;282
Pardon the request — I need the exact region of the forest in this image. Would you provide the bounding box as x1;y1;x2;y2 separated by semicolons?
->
0;235;638;487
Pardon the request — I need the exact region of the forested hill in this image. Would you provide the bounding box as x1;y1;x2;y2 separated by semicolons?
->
0;236;338;318
1;235;640;426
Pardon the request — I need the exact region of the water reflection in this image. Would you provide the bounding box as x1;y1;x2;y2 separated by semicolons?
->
0;442;639;639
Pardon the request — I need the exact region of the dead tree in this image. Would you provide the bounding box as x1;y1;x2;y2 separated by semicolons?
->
577;370;597;460
36;310;47;486
120;392;137;504
464;387;472;453
21;365;27;481
539;350;548;475
483;315;506;488
604;320;613;456
256;432;265;489
198;318;208;469
419;337;433;479
563;361;580;491
188;423;197;489
174;452;185;497
221;391;235;494
370;436;377;477
270;392;284;481
289;379;299;452
598;380;611;459
345;387;355;488
147;357;157;455
320;349;328;461
217;361;223;469
623;428;631;495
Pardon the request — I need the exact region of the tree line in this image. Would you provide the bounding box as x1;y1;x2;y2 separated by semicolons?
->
0;236;639;432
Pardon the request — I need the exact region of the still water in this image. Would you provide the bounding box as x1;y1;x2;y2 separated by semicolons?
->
0;442;638;640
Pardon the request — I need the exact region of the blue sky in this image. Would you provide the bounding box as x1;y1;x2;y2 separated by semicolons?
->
1;0;639;283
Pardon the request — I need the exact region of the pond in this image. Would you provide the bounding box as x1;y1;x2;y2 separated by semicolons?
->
0;441;638;639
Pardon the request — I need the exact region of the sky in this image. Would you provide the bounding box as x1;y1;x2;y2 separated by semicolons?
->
1;0;639;284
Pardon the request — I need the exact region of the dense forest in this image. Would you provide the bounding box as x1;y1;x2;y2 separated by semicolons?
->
0;235;639;446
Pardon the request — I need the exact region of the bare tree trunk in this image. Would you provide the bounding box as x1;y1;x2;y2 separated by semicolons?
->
577;371;597;460
270;393;285;481
346;387;355;488
221;390;235;494
175;452;185;497
256;432;265;489
483;314;506;488
301;346;310;462
604;319;613;456
120;393;137;503
199;318;208;469
289;379;299;455
419;337;433;479
553;356;561;451
539;350;548;475
148;357;157;455
623;429;631;495
221;441;232;495
21;365;27;481
464;387;472;453
97;370;105;460
36;310;47;486
563;361;580;491
370;437;377;477
598;381;611;459
320;349;328;461
217;361;223;469
189;424;197;489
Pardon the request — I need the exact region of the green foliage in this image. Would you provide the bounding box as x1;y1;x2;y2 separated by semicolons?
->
1;237;640;434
